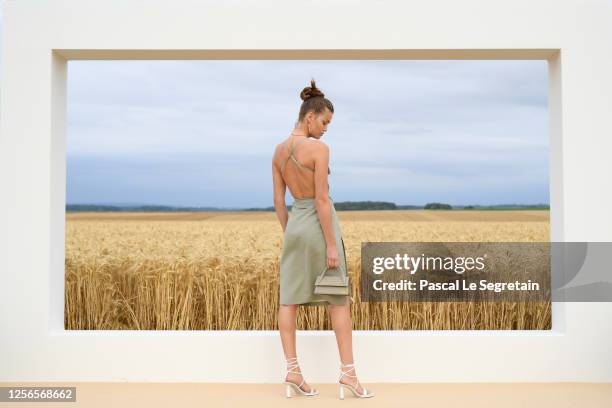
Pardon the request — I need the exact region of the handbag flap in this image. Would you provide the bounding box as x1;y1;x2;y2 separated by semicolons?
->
315;274;348;287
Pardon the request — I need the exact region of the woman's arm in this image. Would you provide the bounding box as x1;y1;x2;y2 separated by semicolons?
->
312;143;338;259
272;152;289;233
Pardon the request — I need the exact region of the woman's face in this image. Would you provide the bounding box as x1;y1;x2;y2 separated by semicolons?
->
307;109;333;139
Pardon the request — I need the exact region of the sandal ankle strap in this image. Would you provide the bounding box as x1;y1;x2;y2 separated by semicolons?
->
340;362;356;371
285;357;302;376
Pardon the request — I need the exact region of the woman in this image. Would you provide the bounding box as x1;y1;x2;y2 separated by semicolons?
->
271;79;375;399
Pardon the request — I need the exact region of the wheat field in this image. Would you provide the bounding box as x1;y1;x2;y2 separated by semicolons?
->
65;210;551;330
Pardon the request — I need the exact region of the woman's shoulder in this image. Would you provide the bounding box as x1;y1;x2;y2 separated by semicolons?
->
308;139;329;150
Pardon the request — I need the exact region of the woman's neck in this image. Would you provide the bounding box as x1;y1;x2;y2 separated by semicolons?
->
291;131;309;138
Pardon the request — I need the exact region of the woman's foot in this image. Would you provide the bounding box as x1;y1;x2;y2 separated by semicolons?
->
339;367;364;393
285;357;316;394
339;362;374;398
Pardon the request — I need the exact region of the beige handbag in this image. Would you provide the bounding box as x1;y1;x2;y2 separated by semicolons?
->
314;266;350;295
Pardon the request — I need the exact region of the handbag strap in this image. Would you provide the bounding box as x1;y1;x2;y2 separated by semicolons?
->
317;266;334;279
317;266;347;280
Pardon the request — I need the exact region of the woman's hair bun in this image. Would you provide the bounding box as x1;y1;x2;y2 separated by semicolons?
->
300;78;325;101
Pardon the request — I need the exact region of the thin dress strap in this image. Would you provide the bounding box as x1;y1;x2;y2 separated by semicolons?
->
280;137;330;175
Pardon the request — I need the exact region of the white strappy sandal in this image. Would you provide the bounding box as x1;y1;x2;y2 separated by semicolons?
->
338;362;375;399
284;357;319;397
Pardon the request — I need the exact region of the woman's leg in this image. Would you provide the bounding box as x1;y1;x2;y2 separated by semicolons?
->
329;302;368;394
278;304;314;392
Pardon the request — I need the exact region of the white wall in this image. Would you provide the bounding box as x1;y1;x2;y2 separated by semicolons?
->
1;0;611;382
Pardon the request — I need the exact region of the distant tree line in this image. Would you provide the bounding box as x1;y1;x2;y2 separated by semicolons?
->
67;201;549;212
424;202;452;210
333;201;397;210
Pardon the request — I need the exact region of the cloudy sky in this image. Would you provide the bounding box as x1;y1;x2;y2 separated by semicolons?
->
66;59;549;209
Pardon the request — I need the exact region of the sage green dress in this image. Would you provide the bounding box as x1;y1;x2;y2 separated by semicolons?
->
280;197;352;306
278;137;352;306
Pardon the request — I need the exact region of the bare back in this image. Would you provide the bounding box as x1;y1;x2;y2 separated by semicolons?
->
274;136;330;199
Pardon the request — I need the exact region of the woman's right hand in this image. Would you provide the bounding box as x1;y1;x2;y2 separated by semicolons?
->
326;245;340;269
